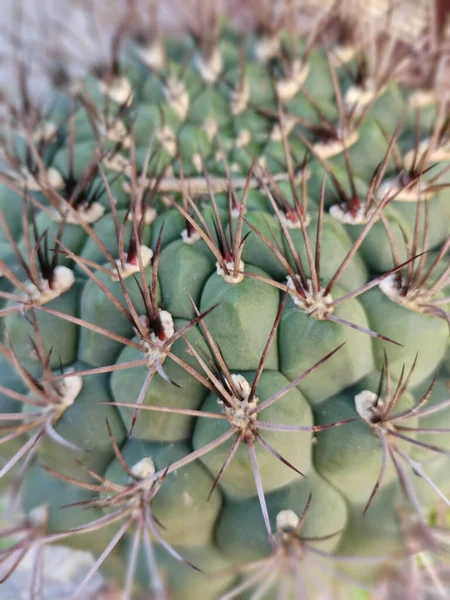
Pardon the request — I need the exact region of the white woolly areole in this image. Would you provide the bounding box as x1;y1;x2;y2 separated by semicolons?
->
379;273;431;313
181;228;201;244
377;177;434;203
164;76;190;120
215;149;227;164
231;206;246;219
235;129;251;149
98;117;131;148
156;310;175;341
379;273;403;302
279;211;311;229
254;156;267;173
110;246;153;281
408;89;436;109
344;81;384;116
192;153;203;173
313;129;359;160
216;259;244;284
230;81;250;116
276;61;310;101
29;505;49;528
270;115;298;142
130;457;156;482
143;310;174;365
98;76;133;106
255;35;280;64
355;390;380;423
102;152;131;174
329;202;377;225
286;276;333;318
403;138;450;170
223;374;258;429
230;374;252;402
29;121;58;144
194;49;223;84
24;266;75;305
276;509;300;532
134;42;165;70
59;375;83;409
10;166;64;192
127;207;157;225
203;118;219;142
156;125;177;157
52;202;106;225
330;44;359;67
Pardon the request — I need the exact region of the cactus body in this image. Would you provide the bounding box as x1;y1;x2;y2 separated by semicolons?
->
0;6;449;600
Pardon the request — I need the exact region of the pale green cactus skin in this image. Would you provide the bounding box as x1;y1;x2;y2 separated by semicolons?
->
0;12;449;600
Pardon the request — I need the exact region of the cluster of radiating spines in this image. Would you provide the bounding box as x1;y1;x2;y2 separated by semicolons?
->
0;198;73;315
0;146;151;319
216;499;417;600
238;166;415;344
0;110;64;196
211;355;450;600
377;203;450;325
0;315;84;498
0;429;186;599
108;296;352;532
41;421;199;600
39;235;217;441
370;505;450;600
324;152;450;325
322;106;450;228
0;316;352;598
353;354;450;515
217;495;348;600
0;504;50;598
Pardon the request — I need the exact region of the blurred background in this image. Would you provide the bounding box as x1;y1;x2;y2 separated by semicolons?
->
0;0;445;109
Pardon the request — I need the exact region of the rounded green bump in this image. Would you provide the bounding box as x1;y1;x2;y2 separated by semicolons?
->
78;262;159;367
409;376;450;461
35;363;126;481
360;286;448;387
279;288;374;404
78;208;153;270
158;239;216;320
240;211;287;280
22;464;115;554
111;320;212;441
3;281;82;375
151;208;186;250
103;439;222;547
284;212;369;292
216;469;347;562
313;383;417;503
131;542;233;600
200;264;280;371
193;370;313;499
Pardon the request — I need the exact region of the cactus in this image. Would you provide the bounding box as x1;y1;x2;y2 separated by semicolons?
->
0;2;449;598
